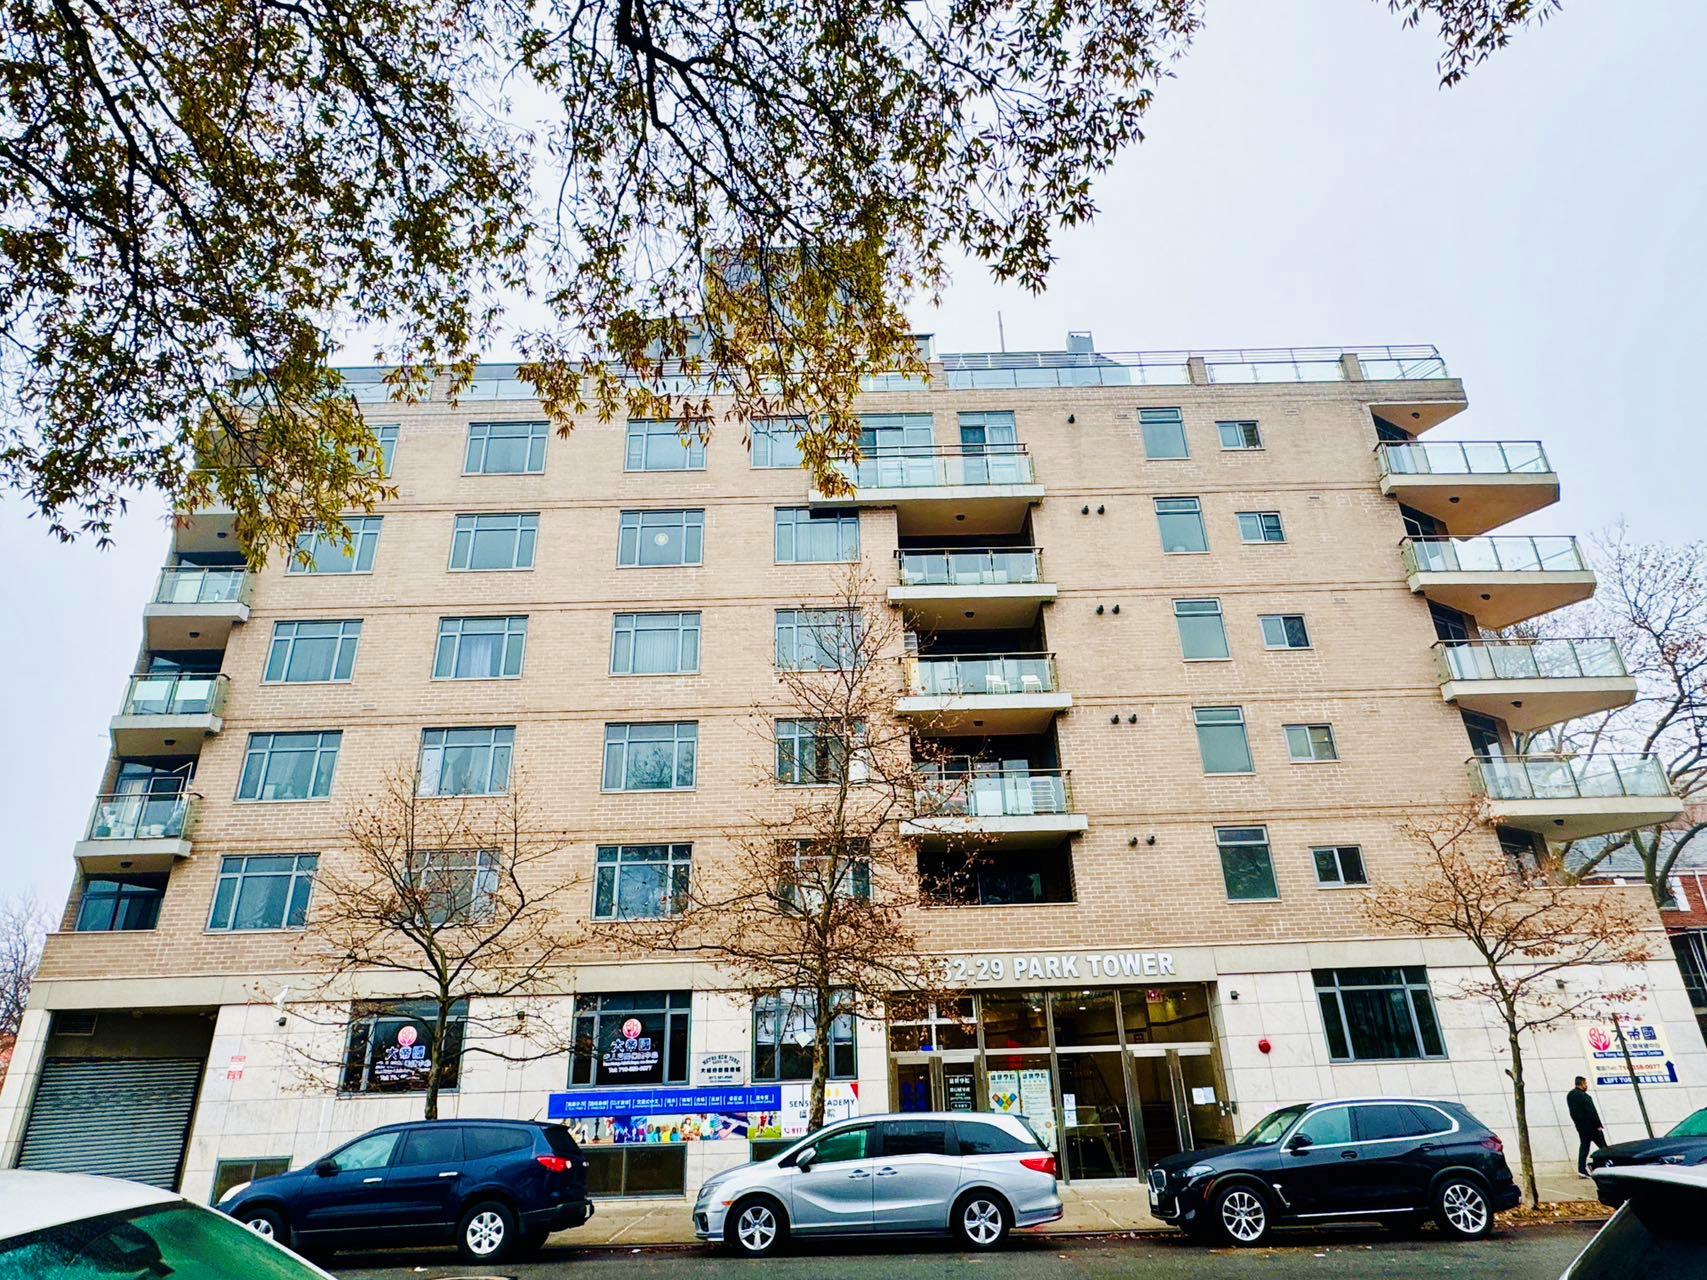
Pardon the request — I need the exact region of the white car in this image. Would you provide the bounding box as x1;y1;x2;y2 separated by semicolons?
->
0;1169;336;1278
1561;1164;1707;1278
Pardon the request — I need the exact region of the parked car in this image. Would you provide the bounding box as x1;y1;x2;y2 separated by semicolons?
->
1147;1096;1522;1246
693;1112;1062;1256
1564;1165;1707;1278
1589;1106;1707;1196
218;1118;593;1264
0;1170;335;1278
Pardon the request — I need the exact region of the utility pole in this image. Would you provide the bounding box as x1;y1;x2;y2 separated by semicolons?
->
1613;1017;1656;1138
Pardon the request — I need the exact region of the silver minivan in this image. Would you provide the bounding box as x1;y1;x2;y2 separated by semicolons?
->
693;1112;1062;1256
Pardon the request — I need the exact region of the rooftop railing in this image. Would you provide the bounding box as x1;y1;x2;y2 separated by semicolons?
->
1435;638;1628;684
940;344;1449;389
84;791;198;841
153;567;251;606
897;547;1043;586
916;766;1072;817
120;672;228;718
833;444;1034;490
1401;535;1587;576
1378;440;1551;478
1470;753;1675;801
907;653;1057;697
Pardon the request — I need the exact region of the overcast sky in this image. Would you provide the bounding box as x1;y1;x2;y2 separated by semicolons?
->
3;1;1704;910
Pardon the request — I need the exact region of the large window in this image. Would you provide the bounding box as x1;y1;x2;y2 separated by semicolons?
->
465;420;547;474
412;850;498;923
1216;826;1278;901
603;722;698;791
610;612;701;675
373;424;399;475
342;999;467;1094
1173;599;1229;661
775;608;861;670
594;844;692;920
419;727;514;796
775;507;860;563
1313;845;1368;888
1140;407;1188;459
1155;497;1208;554
754;991;856;1082
919;847;1074;906
618;509;704;567
1314;968;1446;1062
1285;723;1339;763
74;874;167;932
1237;511;1286;544
434;616;527;680
237;731;341;801
571;991;692;1086
208;854;317;931
449;513;538;571
775;719;861;785
1260;613;1311;649
265;621;362;684
779;839;871;910
1194;706;1253;775
626;419;706;471
289;517;381;574
752;419;807;468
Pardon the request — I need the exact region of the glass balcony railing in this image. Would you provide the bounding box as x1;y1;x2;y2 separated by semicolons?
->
1470;753;1675;801
907;653;1057;697
833;445;1034;489
1402;535;1587;575
897;548;1043;586
1378;440;1551;477
153;567;250;605
84;791;197;841
940;344;1449;389
1436;638;1628;683
916;767;1072;817
120;672;228;717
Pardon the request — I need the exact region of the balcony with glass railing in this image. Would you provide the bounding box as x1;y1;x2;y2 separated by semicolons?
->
811;445;1042;537
1377;440;1559;534
890;548;1056;630
144;567;253;648
73;791;200;870
1433;638;1637;734
1470;752;1683;840
898;654;1070;735
111;673;228;756
905;766;1087;845
1400;535;1596;629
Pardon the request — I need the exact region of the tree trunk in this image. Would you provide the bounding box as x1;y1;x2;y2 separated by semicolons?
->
808;990;832;1133
1507;1022;1538;1210
423;1001;451;1121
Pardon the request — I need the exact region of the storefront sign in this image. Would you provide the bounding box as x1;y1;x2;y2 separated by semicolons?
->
987;1069;1057;1151
748;1082;860;1140
225;1055;246;1082
601;1019;662;1077
693;1052;745;1087
943;950;1179;986
1583;1017;1680;1087
548;1086;780;1119
371;1023;431;1085
944;1069;977;1113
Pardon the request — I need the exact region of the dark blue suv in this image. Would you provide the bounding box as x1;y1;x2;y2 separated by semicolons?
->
217;1119;592;1263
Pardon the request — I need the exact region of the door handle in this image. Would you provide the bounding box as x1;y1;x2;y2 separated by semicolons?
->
362;1177;383;1184
848;1170;871;1179
1340;1151;1358;1160
1416;1143;1436;1153
437;1170;460;1178
876;1167;899;1177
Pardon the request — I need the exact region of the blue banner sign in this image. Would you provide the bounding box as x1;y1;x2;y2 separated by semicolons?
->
548;1086;782;1119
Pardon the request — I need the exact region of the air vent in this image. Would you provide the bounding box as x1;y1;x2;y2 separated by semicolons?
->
52;1011;98;1037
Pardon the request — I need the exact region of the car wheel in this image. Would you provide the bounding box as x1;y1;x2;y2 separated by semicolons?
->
727;1195;787;1257
240;1207;288;1247
1435;1178;1492;1240
1212;1184;1273;1246
457;1200;518;1263
953;1190;1011;1250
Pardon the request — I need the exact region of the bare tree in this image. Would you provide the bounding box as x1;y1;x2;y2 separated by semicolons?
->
0;893;50;1059
291;766;583;1119
1364;805;1655;1208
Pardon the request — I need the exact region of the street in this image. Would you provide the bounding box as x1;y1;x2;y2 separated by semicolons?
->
335;1223;1594;1279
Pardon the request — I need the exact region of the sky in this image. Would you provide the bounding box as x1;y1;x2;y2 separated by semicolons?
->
3;1;1705;911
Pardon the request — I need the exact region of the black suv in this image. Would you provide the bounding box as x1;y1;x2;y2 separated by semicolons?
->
218;1119;592;1264
1148;1097;1521;1245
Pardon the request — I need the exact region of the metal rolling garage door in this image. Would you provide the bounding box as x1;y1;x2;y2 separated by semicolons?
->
17;1058;204;1188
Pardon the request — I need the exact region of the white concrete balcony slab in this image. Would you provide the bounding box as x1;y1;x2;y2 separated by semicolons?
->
898;654;1070;735
72;791;198;873
889;548;1056;630
905;769;1086;848
143;568;251;649
811;447;1043;536
110;673;227;757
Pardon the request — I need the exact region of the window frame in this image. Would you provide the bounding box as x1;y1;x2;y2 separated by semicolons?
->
1284;723;1339;763
464;420;548;475
433;616;528;681
775;718;863;786
610;611;702;676
341;998;468;1095
1139;407;1189;460
1173;599;1230;662
1236;511;1287;544
1259;614;1312;650
1154;496;1209;554
448;513;538;572
1313;967;1447;1063
1313;845;1369;889
617;509;705;568
207;853;318;932
411;849;500;924
774;507;860;564
73;874;167;932
1215;825;1280;902
752;418;808;469
1193;706;1254;776
593;843;693;921
625;419;707;472
264;620;363;684
774;608;862;671
602;721;699;792
1216;420;1263;451
752;990;857;1083
236;731;342;802
288;517;382;575
570;991;693;1087
417;726;515;797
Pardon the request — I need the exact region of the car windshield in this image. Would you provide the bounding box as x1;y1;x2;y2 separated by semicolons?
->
0;1201;323;1279
1667;1108;1707;1138
1241;1104;1307;1146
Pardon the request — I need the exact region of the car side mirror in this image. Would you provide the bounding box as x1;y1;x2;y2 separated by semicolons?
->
793;1145;817;1172
1286;1134;1312;1153
315;1159;339;1177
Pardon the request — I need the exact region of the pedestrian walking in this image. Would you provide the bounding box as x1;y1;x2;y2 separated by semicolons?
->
1568;1076;1608;1176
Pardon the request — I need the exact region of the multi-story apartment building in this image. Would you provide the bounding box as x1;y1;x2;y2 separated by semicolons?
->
4;339;1703;1204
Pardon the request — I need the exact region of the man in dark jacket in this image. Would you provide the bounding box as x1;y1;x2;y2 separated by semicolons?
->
1568;1076;1607;1176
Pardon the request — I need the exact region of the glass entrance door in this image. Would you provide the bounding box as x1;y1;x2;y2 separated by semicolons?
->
1058;1052;1137;1179
1176;1049;1234;1149
891;1055;981;1114
1128;1051;1186;1169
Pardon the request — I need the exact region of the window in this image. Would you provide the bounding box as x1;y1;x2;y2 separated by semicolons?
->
776;719;862;785
74;874;167;932
1260;614;1311;649
618;509;704;567
1353;1104;1435;1142
1174;600;1230;661
752;419;807;468
1194;707;1253;775
1217;420;1263;450
603;722;698;791
956;1120;1040;1156
418;727;514;796
880;1120;949;1157
1237;511;1286;543
919;847;1074;906
341;999;467;1093
464;1127;533;1161
1293;1106;1353;1147
265;621;362;684
1155;497;1208;553
1314;967;1446;1062
328;1131;401;1170
775;608;861;670
374;424;399;476
412;850;499;923
626;419;706;471
570;991;692;1086
1139;407;1188;459
465;420;547;474
611;612;701;675
1285;723;1339;762
1216;826;1279;901
208;854;317;931
779;839;872;910
775;507;860;563
289;517;381;574
754;990;856;1081
434;616;527;680
808;1125;872;1164
594;844;692;920
210;1158;290;1204
397;1127;463;1167
1313;845;1368;888
237;731;341;801
449;513;537;571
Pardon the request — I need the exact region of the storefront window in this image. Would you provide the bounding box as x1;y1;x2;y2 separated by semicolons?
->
341;999;465;1094
570;991;692;1086
1123;986;1214;1044
753;990;856;1081
1314;967;1446;1062
1048;990;1120;1046
981;992;1049;1049
887;999;978;1053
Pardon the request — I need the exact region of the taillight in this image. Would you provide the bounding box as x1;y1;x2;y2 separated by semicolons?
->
537;1155;570;1172
1481;1136;1504;1155
1020;1155;1058;1177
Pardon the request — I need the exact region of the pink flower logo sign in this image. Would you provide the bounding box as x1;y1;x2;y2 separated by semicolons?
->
397;1025;420;1049
622;1018;644;1042
1587;1027;1612;1053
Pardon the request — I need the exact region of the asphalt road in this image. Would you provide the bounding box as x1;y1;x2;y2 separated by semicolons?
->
335;1222;1595;1280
